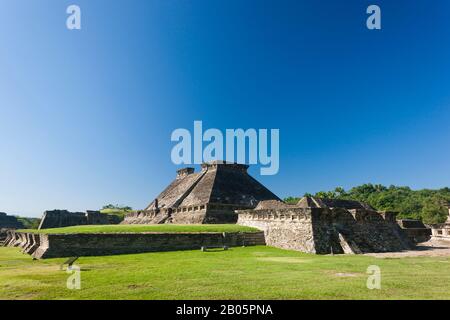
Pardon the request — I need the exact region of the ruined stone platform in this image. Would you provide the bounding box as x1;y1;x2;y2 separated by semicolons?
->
237;197;413;254
2;230;266;259
0;212;24;229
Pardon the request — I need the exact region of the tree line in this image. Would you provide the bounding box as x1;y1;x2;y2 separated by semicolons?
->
284;184;450;224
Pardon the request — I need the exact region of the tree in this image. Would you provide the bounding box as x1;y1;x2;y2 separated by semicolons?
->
285;183;450;222
421;202;447;225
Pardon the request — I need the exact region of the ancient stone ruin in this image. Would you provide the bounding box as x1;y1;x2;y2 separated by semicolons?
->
237;196;412;254
1;163;432;258
2;229;266;259
431;202;450;241
0;212;24;229
38;209;121;230
123;161;280;224
397;219;431;243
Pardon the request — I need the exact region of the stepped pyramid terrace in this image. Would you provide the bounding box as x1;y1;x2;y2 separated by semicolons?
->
123;161;280;224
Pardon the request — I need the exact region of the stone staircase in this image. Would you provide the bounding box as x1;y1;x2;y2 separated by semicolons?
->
240;231;266;246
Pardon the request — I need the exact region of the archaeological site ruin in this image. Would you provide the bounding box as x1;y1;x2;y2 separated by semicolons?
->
2;162;444;259
38;209;121;230
431;202;450;241
0;212;24;229
123;161;280;224
237;197;413;254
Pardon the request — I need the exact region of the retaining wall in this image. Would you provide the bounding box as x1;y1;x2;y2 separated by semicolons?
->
3;230;265;259
238;207;412;254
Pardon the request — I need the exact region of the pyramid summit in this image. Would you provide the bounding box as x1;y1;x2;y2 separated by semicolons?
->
123;161;280;224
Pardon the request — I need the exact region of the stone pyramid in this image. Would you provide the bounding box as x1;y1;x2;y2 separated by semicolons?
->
124;161;280;224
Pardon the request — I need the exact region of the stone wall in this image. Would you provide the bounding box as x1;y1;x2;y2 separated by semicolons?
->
3;230;266;259
431;223;450;241
38;210;86;229
86;210;121;225
0;229;9;243
0;212;24;229
1;230;42;256
430;206;450;241
237;207;412;254
123;204;240;225
238;208;316;252
397;219;431;243
38;210;121;230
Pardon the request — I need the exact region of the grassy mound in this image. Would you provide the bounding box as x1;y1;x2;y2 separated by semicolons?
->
21;224;259;234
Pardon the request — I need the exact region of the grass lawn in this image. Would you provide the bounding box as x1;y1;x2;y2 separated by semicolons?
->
1;246;450;300
18;224;259;234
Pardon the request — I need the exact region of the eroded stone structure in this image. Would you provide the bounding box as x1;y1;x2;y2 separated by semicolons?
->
38;210;121;230
123;161;280;224
431;203;450;241
0;212;24;229
1;162;426;257
2;230;266;259
237;197;412;254
397;219;431;243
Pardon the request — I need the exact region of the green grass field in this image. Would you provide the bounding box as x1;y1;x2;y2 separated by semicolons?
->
1;245;450;300
19;224;259;234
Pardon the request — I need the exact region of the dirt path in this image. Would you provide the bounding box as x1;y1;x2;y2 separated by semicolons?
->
365;239;450;258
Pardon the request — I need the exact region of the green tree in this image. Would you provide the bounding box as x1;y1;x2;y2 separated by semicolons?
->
421;202;447;224
285;183;450;222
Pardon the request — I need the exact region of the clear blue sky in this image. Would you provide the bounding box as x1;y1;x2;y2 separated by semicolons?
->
1;1;450;217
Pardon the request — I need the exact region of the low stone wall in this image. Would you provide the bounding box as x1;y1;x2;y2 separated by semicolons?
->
38;210;121;230
38;210;86;229
401;228;431;243
0;229;9;243
0;212;24;229
123;207;238;225
431;223;450;241
397;219;431;243
237;207;412;254
430;207;450;241
3;230;265;259
2;231;42;257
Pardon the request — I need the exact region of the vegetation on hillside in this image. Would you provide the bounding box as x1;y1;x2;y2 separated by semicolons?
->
102;204;133;211
15;217;41;229
100;204;133;220
284;184;450;224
